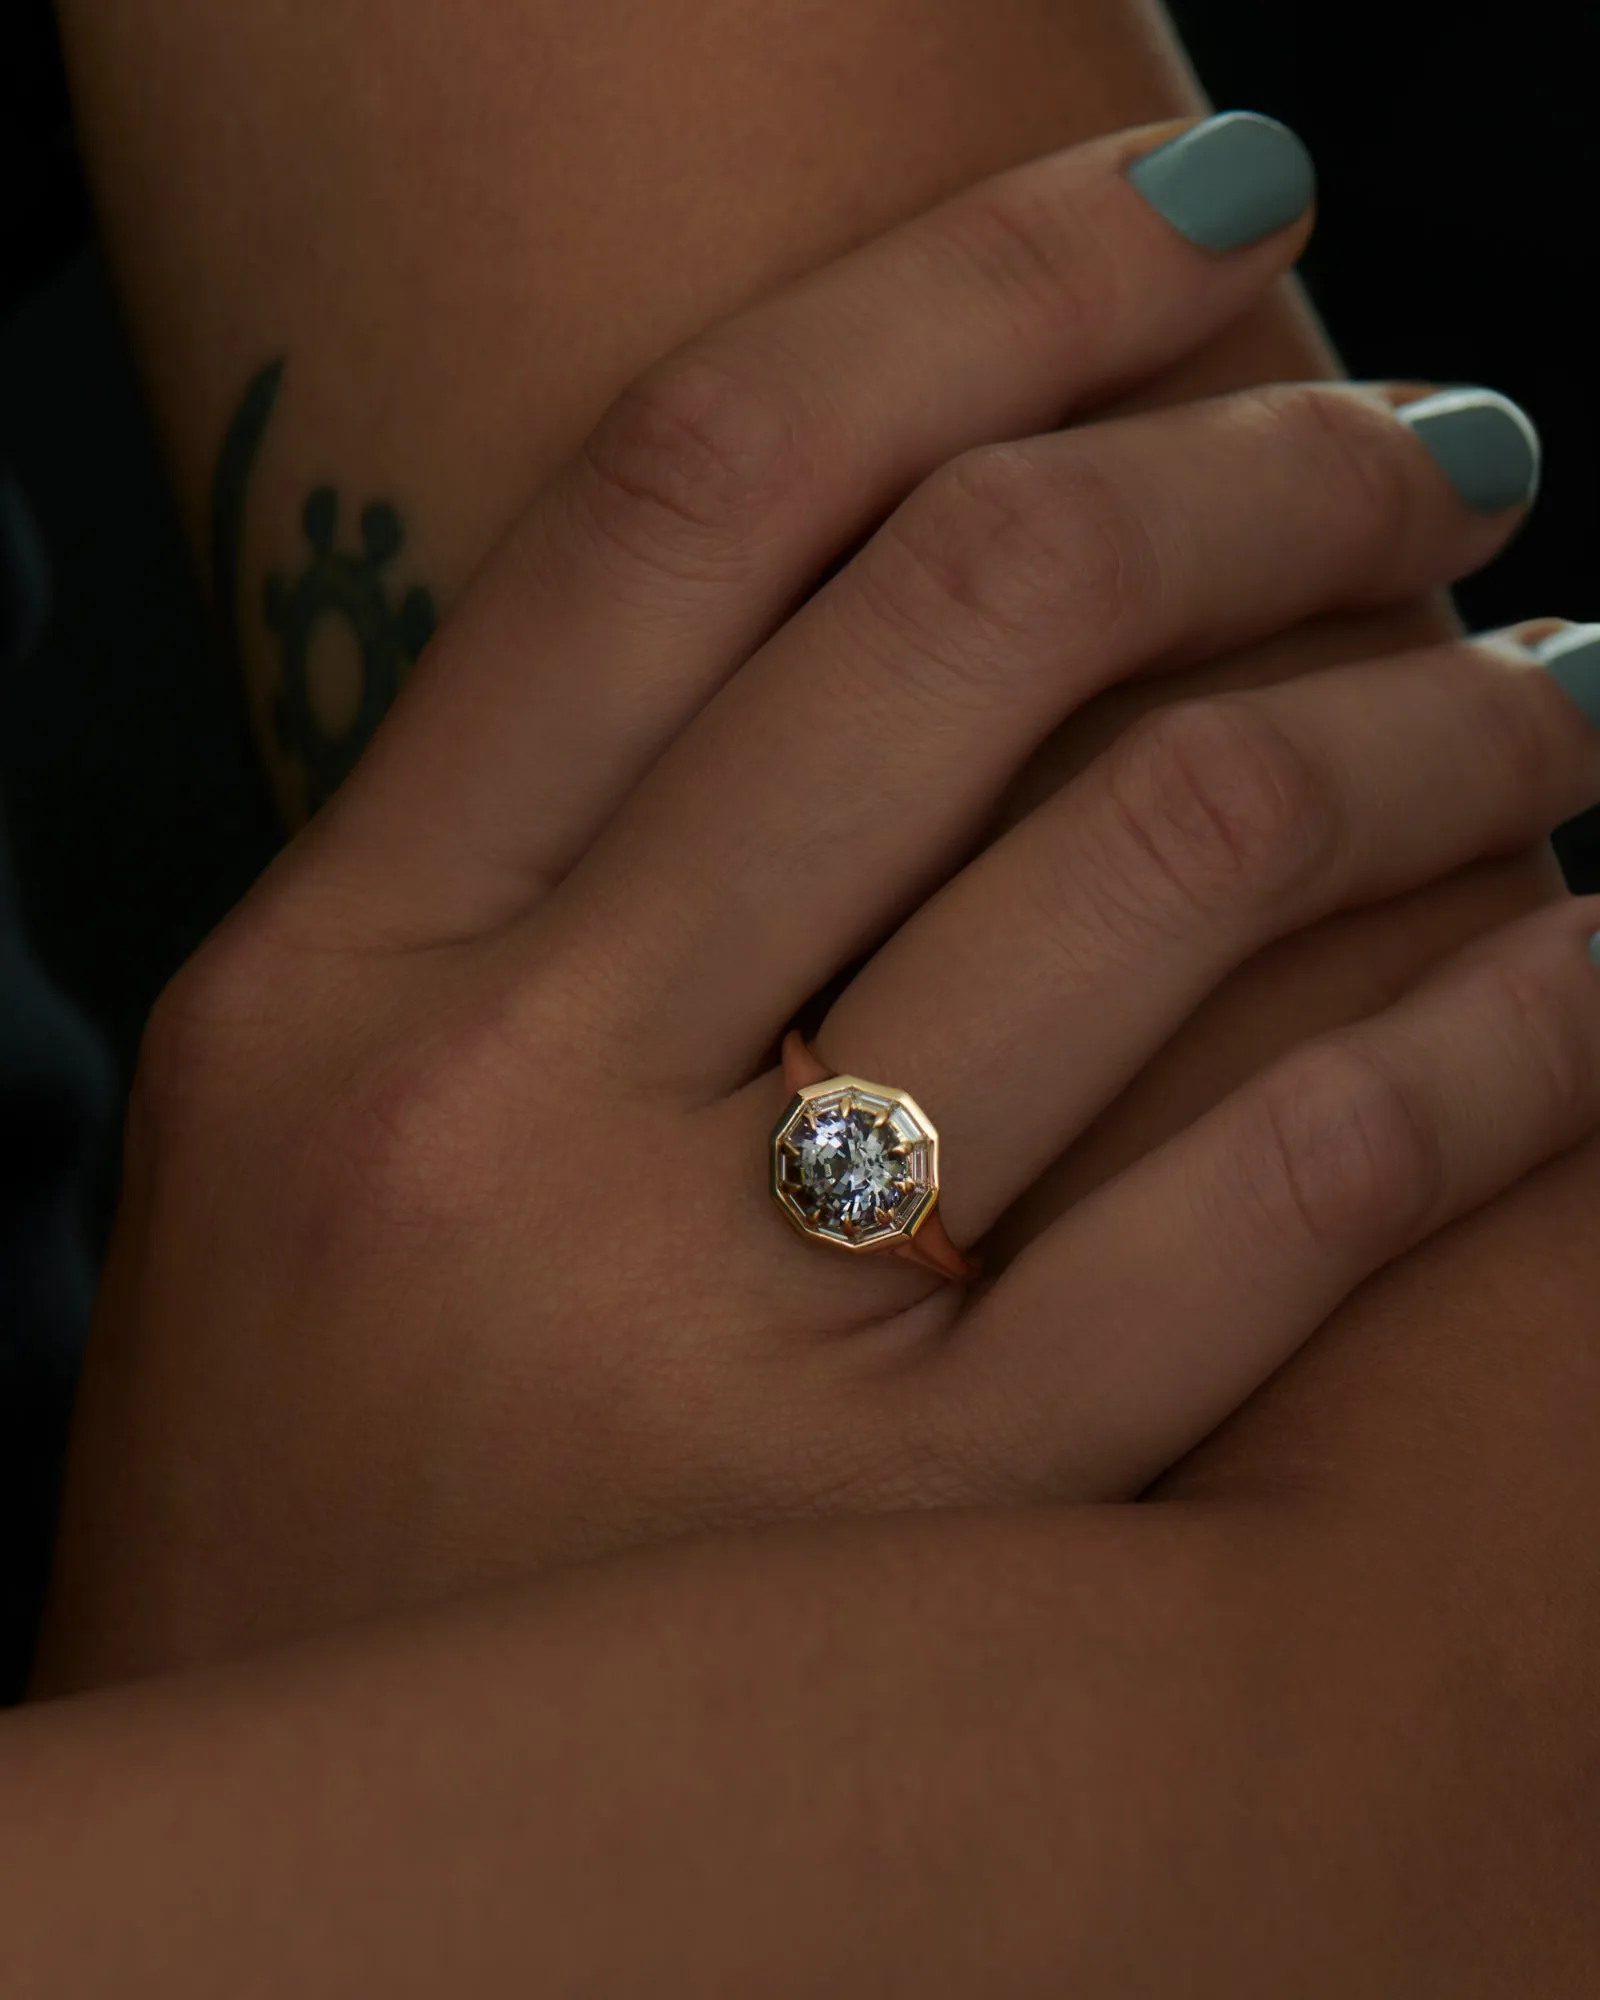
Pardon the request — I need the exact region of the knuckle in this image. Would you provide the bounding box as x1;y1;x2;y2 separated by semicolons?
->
131;927;283;1141
139;931;534;1249
131;985;206;1144
325;1019;521;1240
580;348;810;571
1252;1040;1445;1257
1463;665;1562;798
1254;383;1416;570
865;443;1143;690
1102;697;1337;921
936;171;1118;346
894;445;1065;641
1459;947;1594;1130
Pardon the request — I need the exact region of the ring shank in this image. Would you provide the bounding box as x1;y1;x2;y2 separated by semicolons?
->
779;1033;980;1283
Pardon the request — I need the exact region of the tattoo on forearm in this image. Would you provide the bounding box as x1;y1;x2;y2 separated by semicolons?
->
265;481;438;811
211;360;439;812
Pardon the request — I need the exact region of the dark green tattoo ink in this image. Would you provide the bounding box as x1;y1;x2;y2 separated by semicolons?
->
212;359;439;812
265;487;437;809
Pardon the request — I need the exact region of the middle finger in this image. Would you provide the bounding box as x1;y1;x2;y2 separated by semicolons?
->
564;378;1540;1085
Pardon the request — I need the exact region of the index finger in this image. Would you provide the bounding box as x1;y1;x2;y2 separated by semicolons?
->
313;113;1317;943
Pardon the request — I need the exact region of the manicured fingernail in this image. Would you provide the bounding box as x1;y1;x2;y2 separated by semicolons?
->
1395;389;1541;513
1125;112;1316;252
1535;625;1600;728
1589;932;1600;972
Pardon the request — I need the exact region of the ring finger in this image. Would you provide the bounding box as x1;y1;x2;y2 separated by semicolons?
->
806;627;1600;1242
922;894;1600;1502
568;377;1541;1083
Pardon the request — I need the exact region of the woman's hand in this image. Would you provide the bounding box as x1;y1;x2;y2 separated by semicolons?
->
40;117;1600;1685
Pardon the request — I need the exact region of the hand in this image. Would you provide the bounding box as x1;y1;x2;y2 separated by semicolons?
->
41;119;1600;1683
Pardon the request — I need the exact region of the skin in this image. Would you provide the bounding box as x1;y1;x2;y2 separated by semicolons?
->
8;0;1596;1985
43;0;1593;1647
26;133;1600;1682
5;1506;1600;1995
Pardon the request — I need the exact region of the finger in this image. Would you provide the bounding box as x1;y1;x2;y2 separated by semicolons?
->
812;629;1600;1240
918;897;1600;1504
576;378;1541;1084
305;114;1318;942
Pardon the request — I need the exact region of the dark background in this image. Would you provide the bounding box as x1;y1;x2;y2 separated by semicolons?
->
0;2;1595;1686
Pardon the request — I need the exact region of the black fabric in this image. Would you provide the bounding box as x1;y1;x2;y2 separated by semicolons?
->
0;3;104;1698
0;0;90;317
0;467;111;1701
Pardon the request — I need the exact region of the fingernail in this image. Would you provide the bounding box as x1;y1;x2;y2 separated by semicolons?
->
1394;388;1542;513
1125;112;1317;252
1535;625;1600;728
1589;931;1600;972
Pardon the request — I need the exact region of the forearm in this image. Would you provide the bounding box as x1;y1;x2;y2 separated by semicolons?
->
58;0;1353;820
2;1507;1549;1996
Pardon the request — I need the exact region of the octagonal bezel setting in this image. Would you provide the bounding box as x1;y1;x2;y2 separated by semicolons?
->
770;1073;941;1254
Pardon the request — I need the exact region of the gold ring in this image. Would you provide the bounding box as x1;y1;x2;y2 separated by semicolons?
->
769;1032;979;1283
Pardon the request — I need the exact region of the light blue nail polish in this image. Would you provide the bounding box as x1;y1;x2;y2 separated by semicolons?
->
1125;112;1317;252
1589;932;1600;972
1395;389;1542;513
1536;626;1600;728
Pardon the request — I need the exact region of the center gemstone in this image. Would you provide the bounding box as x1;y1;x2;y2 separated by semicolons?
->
773;1082;938;1249
795;1104;914;1232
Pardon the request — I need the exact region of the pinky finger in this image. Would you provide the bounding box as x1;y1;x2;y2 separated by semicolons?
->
930;897;1600;1502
